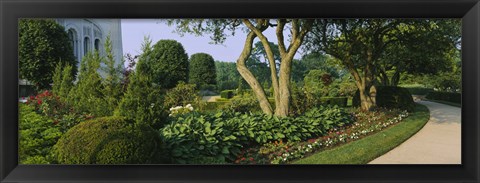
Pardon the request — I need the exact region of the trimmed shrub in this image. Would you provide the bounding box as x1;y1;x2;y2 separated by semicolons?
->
53;116;160;164
220;90;235;99
426;91;461;104
189;53;217;89
204;101;230;112
136;39;189;89
320;97;348;107
353;86;415;111
405;87;434;95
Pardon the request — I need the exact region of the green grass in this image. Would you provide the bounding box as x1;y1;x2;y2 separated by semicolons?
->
292;104;430;164
425;99;461;108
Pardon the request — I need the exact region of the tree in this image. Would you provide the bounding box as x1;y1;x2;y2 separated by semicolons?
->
67;52;108;116
215;61;241;91
52;62;74;101
19;19;76;90
136;39;189;89
115;72;165;127
115;38;166;127
291;52;345;84
305;19;460;110
168;19;313;117
306;19;412;110
188;53;217;89
376;19;461;86
101;35;124;113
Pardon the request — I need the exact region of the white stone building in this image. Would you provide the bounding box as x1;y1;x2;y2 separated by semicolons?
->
55;19;123;69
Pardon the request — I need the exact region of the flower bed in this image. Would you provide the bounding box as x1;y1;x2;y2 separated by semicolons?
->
234;108;409;164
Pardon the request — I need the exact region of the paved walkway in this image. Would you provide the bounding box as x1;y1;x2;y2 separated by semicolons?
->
369;101;461;164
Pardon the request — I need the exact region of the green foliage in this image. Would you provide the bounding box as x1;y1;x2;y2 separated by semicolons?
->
189;53;217;89
215;61;241;91
426;91;461;104
353;86;415;111
304;70;335;95
223;92;260;114
101;35;124;113
19;104;63;164
53;116;160;164
164;82;201;109
52;63;74;102
304;70;341;107
428;71;461;92
160;106;354;164
67;52;110;116
204;101;230;112
404;87;434;95
337;75;357;97
19;19;77;90
115;73;166;127
289;82;308;116
137;39;189;89
320;97;348;107
291;53;344;83
220;90;235;99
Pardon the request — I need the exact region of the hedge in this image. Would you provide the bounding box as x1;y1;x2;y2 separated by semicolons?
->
426;91;461;104
405;87;434;95
220;90;235;99
353;86;415;111
205;101;230;111
53;116;161;164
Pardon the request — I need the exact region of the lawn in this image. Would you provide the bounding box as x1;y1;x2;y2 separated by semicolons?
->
293;104;430;164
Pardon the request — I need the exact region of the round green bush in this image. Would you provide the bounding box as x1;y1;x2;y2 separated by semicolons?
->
53;116;160;164
353;86;415;111
136;39;189;89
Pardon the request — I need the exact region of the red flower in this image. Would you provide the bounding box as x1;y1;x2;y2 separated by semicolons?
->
37;100;42;105
241;157;246;161
249;157;254;161
29;96;34;100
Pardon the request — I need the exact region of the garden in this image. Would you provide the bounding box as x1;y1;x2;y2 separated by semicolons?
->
18;18;461;164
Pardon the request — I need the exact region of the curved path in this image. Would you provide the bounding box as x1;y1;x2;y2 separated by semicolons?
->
369;101;461;164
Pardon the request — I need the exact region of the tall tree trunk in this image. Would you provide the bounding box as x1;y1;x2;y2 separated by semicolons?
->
236;31;273;115
243;19;312;117
358;84;375;111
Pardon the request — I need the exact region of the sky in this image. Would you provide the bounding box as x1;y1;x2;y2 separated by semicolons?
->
121;19;301;63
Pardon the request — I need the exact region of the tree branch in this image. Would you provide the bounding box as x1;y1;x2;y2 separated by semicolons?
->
276;19;287;58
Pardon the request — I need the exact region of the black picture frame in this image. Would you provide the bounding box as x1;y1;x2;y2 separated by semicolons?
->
1;0;479;182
